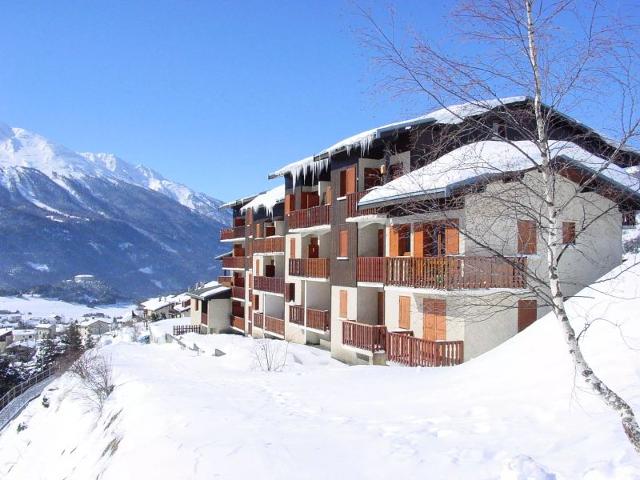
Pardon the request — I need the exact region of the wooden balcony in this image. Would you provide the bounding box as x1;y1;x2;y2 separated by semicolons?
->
253;236;285;254
230;315;245;331
253;276;285;294
222;256;246;269
217;275;233;287
231;304;244;318
289;305;330;332
220;225;247;241
288;258;330;279
253;312;263;328
287;205;331;230
357;256;526;290
342;321;387;353
265;315;285;336
386;332;463;367
231;286;245;300
346;191;381;218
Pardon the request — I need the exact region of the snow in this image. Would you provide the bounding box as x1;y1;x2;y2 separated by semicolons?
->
240;184;285;215
360;140;640;207
270;97;527;179
140;297;175;311
1;259;639;478
0;296;133;323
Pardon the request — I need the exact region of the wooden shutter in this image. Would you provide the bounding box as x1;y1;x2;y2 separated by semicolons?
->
339;290;348;318
346;167;356;195
389;226;399;257
562;222;576;244
289;237;296;259
413;224;424;258
423;298;446;341
399;296;411;330
325;185;332;205
517;220;537;254
255;223;262;239
445;220;459;255
377;291;385;325
285;193;295;214
517;299;537;332
253;294;260;310
339;230;348;257
255;258;261;275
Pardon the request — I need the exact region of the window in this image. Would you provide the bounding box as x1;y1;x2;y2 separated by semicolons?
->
517;220;537;254
517;299;537;332
339;230;349;257
364;167;383;190
562;222;576;244
492;121;507;137
388;163;404;180
389;225;411;256
339;290;348;318
399;296;411;330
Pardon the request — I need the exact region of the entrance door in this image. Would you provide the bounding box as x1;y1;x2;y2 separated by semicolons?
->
399;296;411;330
423;298;446;341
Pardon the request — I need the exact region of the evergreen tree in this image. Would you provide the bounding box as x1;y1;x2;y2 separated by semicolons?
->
84;335;95;350
36;338;61;370
63;323;84;357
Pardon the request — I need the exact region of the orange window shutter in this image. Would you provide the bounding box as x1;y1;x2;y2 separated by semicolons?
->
339;230;348;257
339;170;347;196
517;299;537;332
289;237;296;258
399;296;411;330
339;290;348;318
346;167;356;195
423;298;446;340
518;220;537;254
325;185;332;205
562;222;576;244
389;226;399;257
445;220;459;255
413;224;424;258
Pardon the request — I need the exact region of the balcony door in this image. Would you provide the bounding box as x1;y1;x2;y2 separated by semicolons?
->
308;237;319;259
419;221;459;257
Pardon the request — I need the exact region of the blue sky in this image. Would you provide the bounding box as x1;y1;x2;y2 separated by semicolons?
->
0;0;444;201
0;1;635;201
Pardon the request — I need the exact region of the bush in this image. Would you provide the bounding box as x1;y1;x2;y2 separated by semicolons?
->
253;339;289;372
69;349;114;413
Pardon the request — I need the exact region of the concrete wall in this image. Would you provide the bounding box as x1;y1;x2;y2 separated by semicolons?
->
209;298;232;334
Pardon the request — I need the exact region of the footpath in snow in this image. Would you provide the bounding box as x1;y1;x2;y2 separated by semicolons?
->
0;261;639;479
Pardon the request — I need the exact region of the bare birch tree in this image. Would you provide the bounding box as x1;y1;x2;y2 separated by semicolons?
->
358;0;640;452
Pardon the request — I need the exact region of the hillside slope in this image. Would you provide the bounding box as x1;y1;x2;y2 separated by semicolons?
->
0;122;229;297
0;260;639;479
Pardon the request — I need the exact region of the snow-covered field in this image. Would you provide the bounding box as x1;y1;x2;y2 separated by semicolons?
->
0;295;134;322
1;262;639;479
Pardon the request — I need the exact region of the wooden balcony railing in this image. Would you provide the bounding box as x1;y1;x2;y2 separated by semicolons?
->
222;256;246;269
217;276;233;287
357;256;526;290
357;257;385;283
253;276;285;294
231;286;245;300
221;225;247;241
289;305;330;332
386;332;463;367
346;191;381;218
230;315;245;331
232;304;244;318
253;236;285;254
288;258;330;278
287;205;331;229
253;312;264;328
265;315;285;336
342;321;387;353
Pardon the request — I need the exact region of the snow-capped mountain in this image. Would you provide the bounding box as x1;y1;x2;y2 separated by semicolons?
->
0;121;230;299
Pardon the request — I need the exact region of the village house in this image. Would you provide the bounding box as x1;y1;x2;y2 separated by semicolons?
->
78;318;112;338
140;296;176;320
217;97;640;366
35;323;56;340
188;282;232;333
0;329;13;353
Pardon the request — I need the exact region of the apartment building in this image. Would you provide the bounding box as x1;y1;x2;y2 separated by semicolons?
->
219;97;640;366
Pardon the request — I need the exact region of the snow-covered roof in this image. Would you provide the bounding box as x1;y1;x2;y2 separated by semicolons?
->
359;140;640;207
140;297;175;311
174;304;190;312
240;185;285;215
0;328;13;337
189;283;231;300
269;97;528;180
220;193;259;209
79;318;111;327
35;323;54;329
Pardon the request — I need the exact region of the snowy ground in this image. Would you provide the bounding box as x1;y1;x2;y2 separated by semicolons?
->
0;295;134;322
0;262;639;479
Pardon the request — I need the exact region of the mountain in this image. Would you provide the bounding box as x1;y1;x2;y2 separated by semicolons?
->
0;121;230;300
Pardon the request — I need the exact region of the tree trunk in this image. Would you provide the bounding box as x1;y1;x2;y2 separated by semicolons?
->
525;0;640;454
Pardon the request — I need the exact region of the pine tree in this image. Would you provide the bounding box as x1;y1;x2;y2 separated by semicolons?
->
84;335;95;350
63;323;84;357
36;338;60;370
